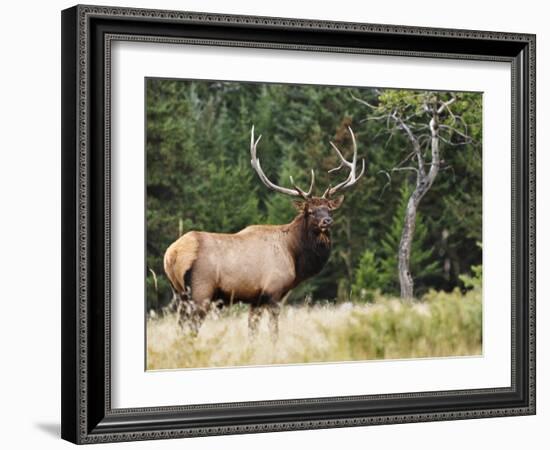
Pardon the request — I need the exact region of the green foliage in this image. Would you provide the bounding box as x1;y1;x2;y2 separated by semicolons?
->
459;264;482;291
378;183;439;295
194;159;262;233
365;89;483;292
352;183;440;300
376;89;432;116
352;250;382;302
460;245;483;291
264;157;302;224
340;289;482;361
145;79;482;309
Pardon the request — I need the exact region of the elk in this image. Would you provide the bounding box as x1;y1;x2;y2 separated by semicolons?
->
164;126;365;337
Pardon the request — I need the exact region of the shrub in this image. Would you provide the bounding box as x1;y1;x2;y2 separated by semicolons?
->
352;249;382;302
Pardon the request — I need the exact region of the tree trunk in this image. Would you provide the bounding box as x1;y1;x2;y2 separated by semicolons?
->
398;196;417;299
397;113;440;300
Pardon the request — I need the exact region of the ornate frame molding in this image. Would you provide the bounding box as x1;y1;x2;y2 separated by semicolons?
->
61;4;536;444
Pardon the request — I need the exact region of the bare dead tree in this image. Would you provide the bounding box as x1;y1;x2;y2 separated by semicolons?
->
353;92;474;299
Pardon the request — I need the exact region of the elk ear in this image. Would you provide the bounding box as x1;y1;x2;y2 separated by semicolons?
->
293;200;308;213
328;195;345;210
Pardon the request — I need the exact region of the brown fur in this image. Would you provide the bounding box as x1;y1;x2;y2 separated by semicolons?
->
164;231;199;294
164;197;342;335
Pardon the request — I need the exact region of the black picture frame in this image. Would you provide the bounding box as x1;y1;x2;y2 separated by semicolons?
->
61;4;536;444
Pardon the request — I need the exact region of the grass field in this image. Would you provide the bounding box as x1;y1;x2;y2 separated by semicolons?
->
146;289;482;370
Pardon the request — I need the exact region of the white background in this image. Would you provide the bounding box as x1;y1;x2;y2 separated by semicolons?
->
0;0;546;449
112;42;511;408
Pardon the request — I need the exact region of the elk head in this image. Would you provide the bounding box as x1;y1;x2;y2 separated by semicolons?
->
250;125;366;233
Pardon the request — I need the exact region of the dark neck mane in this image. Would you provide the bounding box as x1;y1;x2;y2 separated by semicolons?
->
286;213;332;285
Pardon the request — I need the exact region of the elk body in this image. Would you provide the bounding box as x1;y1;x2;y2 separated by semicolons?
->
164;126;365;337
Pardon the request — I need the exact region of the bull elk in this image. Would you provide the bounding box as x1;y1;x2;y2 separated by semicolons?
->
164;126;365;337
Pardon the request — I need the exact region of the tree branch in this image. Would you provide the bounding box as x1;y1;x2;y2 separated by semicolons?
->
439;124;475;144
425;114;441;192
360;115;388;123
395;150;417;168
392;113;426;179
437;96;456;114
350;92;378;109
377;170;392;198
439;135;470;146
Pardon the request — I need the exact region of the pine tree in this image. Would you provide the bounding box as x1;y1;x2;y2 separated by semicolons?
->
352;250;382;302
144;78;482;310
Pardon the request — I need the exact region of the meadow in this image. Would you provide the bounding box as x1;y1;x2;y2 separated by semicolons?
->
146;288;482;370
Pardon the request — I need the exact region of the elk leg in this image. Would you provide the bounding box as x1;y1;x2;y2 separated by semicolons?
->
176;301;193;333
189;280;216;335
178;287;193;330
176;282;212;336
178;302;209;336
192;301;210;335
267;301;281;342
248;305;263;339
180;304;207;336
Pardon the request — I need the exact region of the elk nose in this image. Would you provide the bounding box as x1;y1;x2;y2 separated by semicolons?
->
320;217;333;228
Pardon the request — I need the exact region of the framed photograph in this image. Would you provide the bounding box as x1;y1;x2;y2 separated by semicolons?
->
61;4;536;444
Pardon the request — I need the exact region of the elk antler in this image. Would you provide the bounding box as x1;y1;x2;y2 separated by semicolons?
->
322;127;366;198
250;125;315;199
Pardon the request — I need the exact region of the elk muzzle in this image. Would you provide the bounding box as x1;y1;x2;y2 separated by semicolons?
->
319;216;333;230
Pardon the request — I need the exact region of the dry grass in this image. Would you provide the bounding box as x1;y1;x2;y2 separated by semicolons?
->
146;289;482;370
